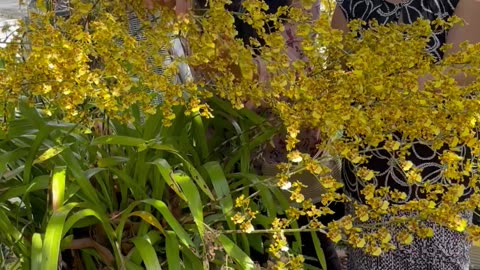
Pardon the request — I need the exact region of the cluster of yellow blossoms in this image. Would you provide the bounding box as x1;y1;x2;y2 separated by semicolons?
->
3;0;480;266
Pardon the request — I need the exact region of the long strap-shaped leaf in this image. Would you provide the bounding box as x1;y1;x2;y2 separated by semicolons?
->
171;172;204;238
0;175;49;203
51;166;66;212
31;233;43;270
61;207;123;267
116;199;195;248
203;162;235;230
132;237;162;270
152;159;187;201
91;135;215;200
61;149;102;207
42;203;78;270
218;234;255;270
165;231;181;270
150;144;215;201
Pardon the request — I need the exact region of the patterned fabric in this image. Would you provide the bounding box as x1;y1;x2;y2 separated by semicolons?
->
28;0;70;17
336;1;473;269
345;208;472;270
126;9;193;106
337;0;459;61
337;0;474;203
247;1;338;204
342;133;476;203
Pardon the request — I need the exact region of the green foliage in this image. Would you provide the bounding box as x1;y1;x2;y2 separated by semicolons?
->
4;0;480;268
0;96;313;269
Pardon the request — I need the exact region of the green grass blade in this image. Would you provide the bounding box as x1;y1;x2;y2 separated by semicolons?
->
171;173;204;238
63;209;106;236
143;199;195;248
166;231;181;270
22;127;50;184
192;113;209;161
31;233;43;270
61;207;124;267
129;211;165;235
110;167;146;200
0;147;29;175
42;203;78;270
310;232;327;270
203;162;235;229
0;209;28;255
117;200;195;248
51;166;66;211
90;135;147;147
218;234;255;270
152;159;187;201
128;230;162;265
126;261;146;270
180;245;203;269
0;175;49;202
131;237;162;270
150;145;215;200
61;149;101;206
33;145;67;165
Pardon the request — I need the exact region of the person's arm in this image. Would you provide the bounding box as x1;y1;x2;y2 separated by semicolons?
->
446;0;480;54
143;0;189;16
281;0;321;62
255;0;321;82
330;5;349;32
441;0;480;86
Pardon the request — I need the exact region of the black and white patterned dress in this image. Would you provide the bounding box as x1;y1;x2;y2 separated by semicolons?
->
336;1;473;269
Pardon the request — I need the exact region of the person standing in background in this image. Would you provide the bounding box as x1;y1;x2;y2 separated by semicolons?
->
331;0;480;269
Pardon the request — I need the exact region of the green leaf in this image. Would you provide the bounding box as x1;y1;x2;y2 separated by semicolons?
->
0;147;29;175
42;203;78;270
116;200;195;248
23;127;50;184
152;159;186;201
97;156;129;167
125;261;147;270
142;111;164;140
192;113;209;160
218;234;255;270
129;231;162;265
84;168;107;179
61;149;101;206
129;211;165;235
143;199;195;248
150;145;215;201
132;237;162;270
310;232;327;270
31;233;43;270
166;231;181;270
60;234;74;251
0;175;49;203
203;161;235;230
0;209;27;255
110;167;146;200
60;207;123;267
33;145;67;165
63;209;106;237
179;245;203;269
171;172;204;238
90;135;147;147
51;166;66;211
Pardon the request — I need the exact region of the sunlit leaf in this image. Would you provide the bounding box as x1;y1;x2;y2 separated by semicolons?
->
132;237;162;270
